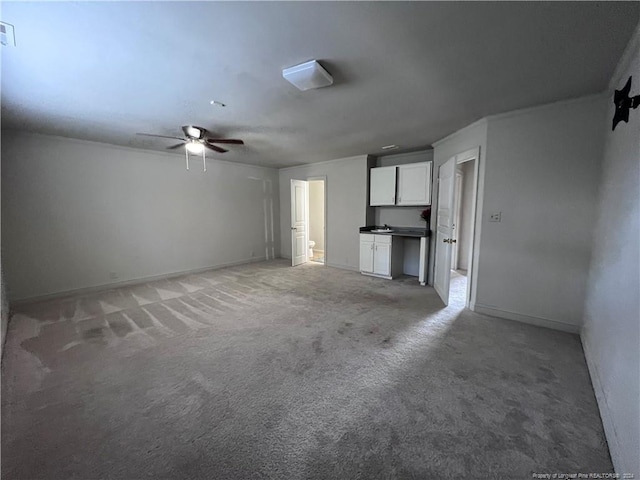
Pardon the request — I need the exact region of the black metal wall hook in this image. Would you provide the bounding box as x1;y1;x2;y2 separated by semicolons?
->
612;76;640;131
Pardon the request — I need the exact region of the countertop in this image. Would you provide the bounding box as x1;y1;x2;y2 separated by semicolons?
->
359;226;431;238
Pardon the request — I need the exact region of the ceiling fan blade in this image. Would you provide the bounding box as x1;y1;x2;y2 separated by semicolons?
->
182;125;205;139
205;143;228;153
136;133;185;141
166;143;185;150
206;138;244;145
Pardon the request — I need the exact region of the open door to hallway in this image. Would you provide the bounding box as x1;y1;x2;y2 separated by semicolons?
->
434;148;479;306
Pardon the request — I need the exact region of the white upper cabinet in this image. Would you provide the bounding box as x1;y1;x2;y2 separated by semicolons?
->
369;166;397;206
397;162;432;206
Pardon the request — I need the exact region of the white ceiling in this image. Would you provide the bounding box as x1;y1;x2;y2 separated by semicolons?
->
1;2;638;168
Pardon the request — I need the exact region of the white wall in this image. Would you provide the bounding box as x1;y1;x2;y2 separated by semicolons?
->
582;27;639;477
1;131;280;301
474;96;606;331
279;155;370;270
308;180;325;252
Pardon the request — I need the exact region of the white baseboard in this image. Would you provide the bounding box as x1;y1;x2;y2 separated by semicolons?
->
474;304;580;334
276;255;356;272
11;256;268;305
581;334;623;474
326;262;359;272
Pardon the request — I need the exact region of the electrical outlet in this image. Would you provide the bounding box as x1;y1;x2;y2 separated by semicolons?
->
250;250;255;257
489;212;502;222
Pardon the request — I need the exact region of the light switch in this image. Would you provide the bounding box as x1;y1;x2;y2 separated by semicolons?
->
489;212;502;222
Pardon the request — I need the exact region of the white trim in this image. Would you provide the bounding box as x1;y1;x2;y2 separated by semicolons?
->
474;304;580;334
432;118;488;148
10;257;268;305
465;149;481;308
377;149;434;162
608;22;640;91
279;154;369;171
581;334;624;474
326;262;359;272
432;94;605;148
485;93;605;124
2;130;278;172
360;272;392;280
455;147;479;164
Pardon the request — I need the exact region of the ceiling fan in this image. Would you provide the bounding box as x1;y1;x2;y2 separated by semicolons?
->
136;125;244;171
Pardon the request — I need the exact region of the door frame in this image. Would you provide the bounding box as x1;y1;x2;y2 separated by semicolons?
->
455;151;479;308
307;176;327;265
432;147;481;308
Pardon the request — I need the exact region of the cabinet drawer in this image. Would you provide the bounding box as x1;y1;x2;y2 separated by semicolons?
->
374;235;392;244
360;234;375;242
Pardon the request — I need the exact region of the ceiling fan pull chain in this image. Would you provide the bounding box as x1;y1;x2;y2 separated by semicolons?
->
185;148;189;171
202;149;207;172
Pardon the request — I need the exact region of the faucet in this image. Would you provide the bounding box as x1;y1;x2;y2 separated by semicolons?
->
384;224;391;230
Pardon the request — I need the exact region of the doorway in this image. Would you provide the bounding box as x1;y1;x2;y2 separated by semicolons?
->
450;158;476;300
307;178;326;264
290;177;326;267
433;148;479;307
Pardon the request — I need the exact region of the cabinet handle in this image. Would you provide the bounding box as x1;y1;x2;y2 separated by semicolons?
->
371;244;374;250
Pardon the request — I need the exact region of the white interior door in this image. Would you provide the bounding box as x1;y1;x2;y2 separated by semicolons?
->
291;179;308;266
434;156;456;305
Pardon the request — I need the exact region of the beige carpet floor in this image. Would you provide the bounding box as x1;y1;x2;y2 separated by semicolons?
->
1;260;611;479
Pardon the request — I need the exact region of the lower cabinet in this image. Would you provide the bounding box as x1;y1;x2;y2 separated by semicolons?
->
360;234;402;279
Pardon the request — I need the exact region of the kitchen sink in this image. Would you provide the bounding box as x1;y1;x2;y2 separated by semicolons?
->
371;229;394;233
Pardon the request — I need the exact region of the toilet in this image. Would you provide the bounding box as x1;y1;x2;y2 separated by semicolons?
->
308;240;315;259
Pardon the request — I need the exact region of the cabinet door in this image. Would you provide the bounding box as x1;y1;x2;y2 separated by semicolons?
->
373;242;391;276
370;166;397;206
397;162;432;206
360;241;374;273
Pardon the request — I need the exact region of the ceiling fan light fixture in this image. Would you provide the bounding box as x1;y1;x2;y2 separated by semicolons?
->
282;60;333;91
186;141;204;154
185;126;202;138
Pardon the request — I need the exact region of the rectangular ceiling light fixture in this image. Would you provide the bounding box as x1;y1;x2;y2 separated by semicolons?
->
282;60;333;91
0;22;16;47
